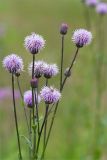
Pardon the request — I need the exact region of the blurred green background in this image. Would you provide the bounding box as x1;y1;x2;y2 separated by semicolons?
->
0;0;107;159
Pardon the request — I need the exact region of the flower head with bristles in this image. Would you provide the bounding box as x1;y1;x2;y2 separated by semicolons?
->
24;33;45;54
43;64;59;79
72;29;92;48
24;90;41;108
3;54;24;74
28;60;47;78
96;2;107;15
85;0;98;7
40;86;61;104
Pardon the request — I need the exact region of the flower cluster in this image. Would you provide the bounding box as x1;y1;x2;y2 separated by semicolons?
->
28;61;59;79
2;26;92;159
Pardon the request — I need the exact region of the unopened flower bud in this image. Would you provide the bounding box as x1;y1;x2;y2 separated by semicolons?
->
64;68;71;77
30;78;38;88
60;23;68;35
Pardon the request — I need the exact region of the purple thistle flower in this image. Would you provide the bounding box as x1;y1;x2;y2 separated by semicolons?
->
43;63;59;79
24;33;45;54
96;3;107;15
24;90;41;108
72;29;92;48
60;23;68;35
40;86;61;104
3;54;24;74
28;60;47;78
85;0;98;7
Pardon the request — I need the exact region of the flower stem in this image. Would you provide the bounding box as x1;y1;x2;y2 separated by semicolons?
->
29;109;32;159
17;77;29;132
32;54;35;124
35;86;40;135
31;54;36;158
35;104;49;159
45;78;48;86
60;35;64;91
61;47;79;91
12;74;22;160
43;79;49;155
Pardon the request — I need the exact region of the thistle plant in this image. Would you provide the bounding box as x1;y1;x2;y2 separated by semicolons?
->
2;26;92;160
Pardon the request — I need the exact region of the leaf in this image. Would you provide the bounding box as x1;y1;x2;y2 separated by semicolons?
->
39;115;43;122
20;135;32;149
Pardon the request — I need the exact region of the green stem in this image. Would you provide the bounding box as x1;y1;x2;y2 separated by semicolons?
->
61;47;79;91
60;35;64;91
35;86;40;135
32;54;36;158
43;79;49;155
35;105;49;159
17;77;29;132
29;110;32;159
12;74;22;160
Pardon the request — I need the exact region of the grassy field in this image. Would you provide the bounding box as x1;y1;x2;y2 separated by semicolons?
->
0;0;107;159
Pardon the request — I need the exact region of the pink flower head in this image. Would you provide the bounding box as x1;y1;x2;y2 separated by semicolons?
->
28;60;47;78
24;90;41;108
96;2;107;15
40;86;61;104
3;54;24;74
85;0;98;7
43;63;59;79
24;33;45;54
72;29;92;48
